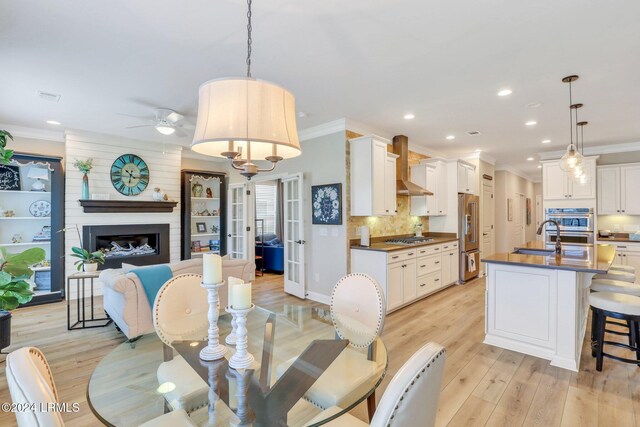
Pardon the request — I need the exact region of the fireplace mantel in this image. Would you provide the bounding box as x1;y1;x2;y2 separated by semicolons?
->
79;199;178;213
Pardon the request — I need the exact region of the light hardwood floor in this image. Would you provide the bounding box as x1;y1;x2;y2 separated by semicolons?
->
1;274;639;426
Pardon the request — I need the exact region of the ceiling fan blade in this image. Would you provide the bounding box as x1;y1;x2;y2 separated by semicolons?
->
174;127;190;138
126;124;154;129
116;112;154;121
166;111;184;123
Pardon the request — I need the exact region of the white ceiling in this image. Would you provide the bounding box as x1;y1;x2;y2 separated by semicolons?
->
2;0;640;179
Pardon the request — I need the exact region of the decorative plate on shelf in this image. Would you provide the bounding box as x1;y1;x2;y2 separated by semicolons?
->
29;200;51;217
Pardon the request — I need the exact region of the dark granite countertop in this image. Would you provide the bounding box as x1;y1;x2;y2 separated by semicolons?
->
481;241;616;274
596;233;640;244
350;234;458;253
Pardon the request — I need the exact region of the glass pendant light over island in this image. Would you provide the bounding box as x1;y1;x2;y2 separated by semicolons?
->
190;0;301;179
559;75;584;172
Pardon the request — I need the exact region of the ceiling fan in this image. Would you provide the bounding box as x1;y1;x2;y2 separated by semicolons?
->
122;108;190;136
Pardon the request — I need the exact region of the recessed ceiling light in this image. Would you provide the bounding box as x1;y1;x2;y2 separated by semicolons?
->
497;89;512;97
46;120;61;125
446;135;455;140
404;113;415;120
541;139;551;144
525;120;537;126
527;157;534;161
537;165;542;169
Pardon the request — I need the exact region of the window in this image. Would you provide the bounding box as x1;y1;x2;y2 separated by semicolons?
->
255;182;277;236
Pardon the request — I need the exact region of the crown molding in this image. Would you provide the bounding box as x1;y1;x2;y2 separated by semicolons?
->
297;119;347;142
0;123;64;143
539;141;640;160
495;165;541;183
461;151;497;165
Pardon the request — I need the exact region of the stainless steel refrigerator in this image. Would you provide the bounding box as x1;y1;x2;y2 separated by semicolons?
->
458;193;480;283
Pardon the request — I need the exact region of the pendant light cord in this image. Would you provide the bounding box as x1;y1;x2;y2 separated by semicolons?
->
246;0;253;78
568;81;573;146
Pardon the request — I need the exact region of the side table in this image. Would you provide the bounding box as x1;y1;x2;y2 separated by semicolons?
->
67;272;112;330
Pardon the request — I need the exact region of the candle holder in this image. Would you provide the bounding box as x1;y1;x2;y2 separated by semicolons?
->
227;368;254;425
200;281;228;361
225;309;238;345
227;304;255;370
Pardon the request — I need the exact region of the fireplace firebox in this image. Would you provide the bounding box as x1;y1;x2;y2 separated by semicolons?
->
83;224;170;269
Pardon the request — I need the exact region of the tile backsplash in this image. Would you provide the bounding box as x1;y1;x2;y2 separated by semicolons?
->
597;215;640;233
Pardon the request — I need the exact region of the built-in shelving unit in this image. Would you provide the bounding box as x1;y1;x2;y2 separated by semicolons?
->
0;153;64;305
181;169;227;260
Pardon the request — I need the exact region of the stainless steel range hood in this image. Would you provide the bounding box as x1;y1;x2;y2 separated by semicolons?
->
393;135;433;196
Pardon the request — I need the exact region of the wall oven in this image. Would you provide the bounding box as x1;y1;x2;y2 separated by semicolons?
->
544;208;595;247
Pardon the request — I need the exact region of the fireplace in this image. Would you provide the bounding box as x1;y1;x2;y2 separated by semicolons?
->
83;224;170;270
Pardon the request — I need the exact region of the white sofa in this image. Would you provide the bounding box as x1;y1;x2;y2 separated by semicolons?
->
100;258;255;339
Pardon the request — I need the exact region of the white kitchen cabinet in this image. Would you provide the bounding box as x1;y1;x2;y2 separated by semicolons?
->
457;161;476;195
350;135;397;216
441;241;459;286
411;159;448;216
542;157;597;201
607;244;640;272
597;166;621;214
385;153;399;215
351;241;459;313
597;164;640;215
387;262;405;310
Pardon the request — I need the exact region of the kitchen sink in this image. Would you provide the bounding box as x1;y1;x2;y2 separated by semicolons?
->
512;248;555;256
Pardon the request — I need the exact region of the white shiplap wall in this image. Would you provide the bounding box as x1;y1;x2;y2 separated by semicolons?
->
64;130;183;297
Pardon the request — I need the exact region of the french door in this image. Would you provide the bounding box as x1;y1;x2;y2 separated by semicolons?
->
283;174;306;299
227;183;248;259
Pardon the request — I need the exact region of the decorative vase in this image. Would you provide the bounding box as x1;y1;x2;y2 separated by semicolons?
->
192;183;203;197
83;262;98;273
0;310;11;352
82;174;90;200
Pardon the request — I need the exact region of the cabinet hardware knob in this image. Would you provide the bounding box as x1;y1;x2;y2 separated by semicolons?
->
295;240;306;244
392;256;399;259
408;253;414;256
402;264;407;268
420;283;426;287
434;278;440;282
420;265;426;268
622;210;625;213
435;261;440;264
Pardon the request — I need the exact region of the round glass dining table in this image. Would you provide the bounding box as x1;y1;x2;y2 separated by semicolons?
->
88;305;387;426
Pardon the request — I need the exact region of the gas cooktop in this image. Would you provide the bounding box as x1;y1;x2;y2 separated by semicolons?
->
385;237;435;245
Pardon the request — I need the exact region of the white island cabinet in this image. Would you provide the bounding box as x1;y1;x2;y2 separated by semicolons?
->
482;243;615;372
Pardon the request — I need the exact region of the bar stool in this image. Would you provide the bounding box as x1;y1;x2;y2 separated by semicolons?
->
610;264;636;274
589;292;640;371
593;270;636;283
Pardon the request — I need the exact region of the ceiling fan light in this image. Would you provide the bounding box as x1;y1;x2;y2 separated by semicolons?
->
155;124;175;135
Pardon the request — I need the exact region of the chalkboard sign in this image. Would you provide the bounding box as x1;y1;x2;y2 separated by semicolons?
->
0;165;21;191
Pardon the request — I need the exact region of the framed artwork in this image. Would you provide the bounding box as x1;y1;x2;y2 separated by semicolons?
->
0;164;21;191
195;222;207;233
526;198;532;225
312;183;342;225
192;241;201;252
507;198;513;222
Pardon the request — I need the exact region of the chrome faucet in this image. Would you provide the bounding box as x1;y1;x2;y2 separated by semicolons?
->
537;220;562;254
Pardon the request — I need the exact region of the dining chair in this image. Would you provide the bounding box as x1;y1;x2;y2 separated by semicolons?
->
153;273;211;413
306;342;446;427
6;347;196;427
276;273;386;419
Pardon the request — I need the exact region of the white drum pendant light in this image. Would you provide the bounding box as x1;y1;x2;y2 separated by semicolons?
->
559;75;583;172
191;0;301;179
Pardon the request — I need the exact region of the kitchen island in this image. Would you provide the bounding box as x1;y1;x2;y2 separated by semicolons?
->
481;242;615;372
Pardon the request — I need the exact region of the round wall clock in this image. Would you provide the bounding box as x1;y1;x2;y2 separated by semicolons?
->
110;154;150;196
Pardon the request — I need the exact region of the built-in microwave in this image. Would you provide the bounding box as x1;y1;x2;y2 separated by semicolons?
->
544;208;594;232
546;230;595;247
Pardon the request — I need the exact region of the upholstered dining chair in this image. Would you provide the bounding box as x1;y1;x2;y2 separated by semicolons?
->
6;347;196;427
153;273;211;414
277;273;386;419
306;342;446;427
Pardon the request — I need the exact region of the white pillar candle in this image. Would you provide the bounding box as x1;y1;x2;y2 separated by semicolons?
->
203;253;222;284
231;282;252;310
227;276;243;307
